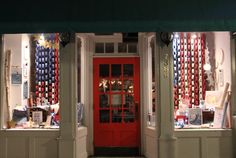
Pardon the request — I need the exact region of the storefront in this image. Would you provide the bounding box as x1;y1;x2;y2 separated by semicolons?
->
0;31;235;158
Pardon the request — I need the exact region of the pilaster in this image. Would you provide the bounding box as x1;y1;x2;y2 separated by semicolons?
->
59;33;77;158
156;32;176;158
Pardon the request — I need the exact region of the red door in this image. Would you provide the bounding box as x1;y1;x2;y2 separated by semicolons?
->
93;57;140;148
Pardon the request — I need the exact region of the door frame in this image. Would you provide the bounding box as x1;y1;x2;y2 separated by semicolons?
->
77;33;148;156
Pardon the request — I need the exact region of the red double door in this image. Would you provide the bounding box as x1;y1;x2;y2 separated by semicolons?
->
93;57;140;148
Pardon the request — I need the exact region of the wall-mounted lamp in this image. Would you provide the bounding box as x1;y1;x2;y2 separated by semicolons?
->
59;32;71;47
160;32;174;46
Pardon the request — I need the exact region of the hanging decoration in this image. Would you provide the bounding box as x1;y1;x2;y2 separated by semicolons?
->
35;33;59;105
173;33;206;109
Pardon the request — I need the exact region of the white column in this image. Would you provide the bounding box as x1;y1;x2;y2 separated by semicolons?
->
230;36;236;158
59;33;77;158
156;32;176;158
0;35;4;128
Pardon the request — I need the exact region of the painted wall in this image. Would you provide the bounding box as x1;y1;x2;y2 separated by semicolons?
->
214;32;231;91
4;34;22;119
3;34;30;120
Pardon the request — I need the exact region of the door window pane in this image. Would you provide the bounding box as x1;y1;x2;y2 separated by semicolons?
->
123;64;133;77
112;109;122;123
124;109;135;123
99;64;109;77
95;43;104;53
99;79;109;92
105;43;114;53
100;110;110;123
124;94;134;108
111;64;121;77
99;94;109;108
124;79;134;93
118;43;127;53
111;79;122;91
111;94;122;108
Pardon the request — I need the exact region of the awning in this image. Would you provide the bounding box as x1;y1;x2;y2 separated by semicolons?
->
1;0;236;33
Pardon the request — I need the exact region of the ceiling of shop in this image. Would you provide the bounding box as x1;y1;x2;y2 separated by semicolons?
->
0;0;236;33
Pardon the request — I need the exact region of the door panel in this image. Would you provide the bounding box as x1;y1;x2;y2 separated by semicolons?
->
93;57;140;148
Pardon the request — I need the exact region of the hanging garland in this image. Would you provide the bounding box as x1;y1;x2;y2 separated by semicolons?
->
173;33;206;108
35;33;59;105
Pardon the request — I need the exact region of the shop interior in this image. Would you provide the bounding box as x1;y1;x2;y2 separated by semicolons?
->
173;32;232;129
0;32;232;131
1;34;60;129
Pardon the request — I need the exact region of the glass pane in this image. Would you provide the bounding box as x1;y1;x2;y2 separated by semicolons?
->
112;109;122;123
124;94;134;108
118;43;127;53
99;94;109;108
99;79;109;92
123;79;134;93
95;43;104;53
105;43;114;53
111;94;122;108
111;79;122;91
123;64;133;77
100;110;110;123
128;43;137;53
111;64;121;77
124;109;135;123
99;64;109;77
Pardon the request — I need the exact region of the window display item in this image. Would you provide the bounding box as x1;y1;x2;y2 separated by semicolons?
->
188;108;202;125
11;67;22;84
173;33;206;108
35;34;59;105
213;90;231;128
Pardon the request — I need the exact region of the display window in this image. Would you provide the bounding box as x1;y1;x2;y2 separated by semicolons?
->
1;33;60;129
173;32;232;129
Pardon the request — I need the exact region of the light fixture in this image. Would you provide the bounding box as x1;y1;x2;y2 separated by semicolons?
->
191;33;197;39
38;34;45;46
174;33;179;38
40;34;45;41
203;63;211;71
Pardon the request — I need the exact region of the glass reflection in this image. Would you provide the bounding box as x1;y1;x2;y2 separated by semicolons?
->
112;109;122;123
99;94;109;108
123;64;133;77
99;64;109;77
124;79;134;93
111;79;122;91
124;94;134;108
124;109;135;123
100;110;110;123
99;79;109;92
111;64;121;77
111;94;122;108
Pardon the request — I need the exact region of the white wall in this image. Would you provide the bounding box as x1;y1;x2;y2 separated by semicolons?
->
4;34;23;119
214;32;231;91
3;34;30;120
21;34;30;106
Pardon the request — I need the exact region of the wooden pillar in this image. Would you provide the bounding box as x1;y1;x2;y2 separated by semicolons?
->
59;33;77;158
156;32;176;158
